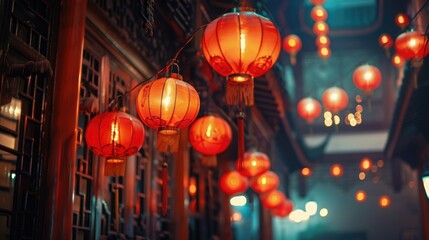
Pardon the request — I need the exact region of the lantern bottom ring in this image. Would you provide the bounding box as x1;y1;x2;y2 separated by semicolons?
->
227;73;253;83
106;158;125;163
159;126;179;135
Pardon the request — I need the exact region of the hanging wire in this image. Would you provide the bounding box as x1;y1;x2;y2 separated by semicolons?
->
408;0;429;29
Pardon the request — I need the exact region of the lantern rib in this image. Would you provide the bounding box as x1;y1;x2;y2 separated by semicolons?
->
177;85;192;128
237;13;243;72
215;16;235;75
147;82;153;127
160;79;167;127
112;114;119;157
97;113;105;157
253;16;264;67
166;79;178;127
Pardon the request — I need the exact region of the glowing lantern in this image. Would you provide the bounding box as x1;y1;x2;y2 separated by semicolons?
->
395;13;409;29
201;8;281;106
261;190;286;210
136;73;200;153
219;170;249;195
237;150;271;178
301;167;312;176
352;64;382;94
272;199;294;217
379;195;391;208
311;5;328;22
316;35;330;48
355;190;367;202
313;21;329;35
85;111;145;176
189;115;232;166
392;54;405;68
360;157;372;171
318;47;331;59
250;171;279;194
394;31;428;60
297;97;322;123
322;87;349;113
310;0;325;5
330;163;343;177
283;34;302;65
379;33;393;57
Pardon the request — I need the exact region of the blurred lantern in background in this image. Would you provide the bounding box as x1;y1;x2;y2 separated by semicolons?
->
392;54;406;68
355;190;367;202
85;110;145;176
316;35;330;48
318;47;331;59
311;5;328;22
283;34;302;65
313;21;329;35
360;157;372;171
272;199;294;217
394;31;428;61
189;115;232;167
310;0;326;5
322;87;349;113
136;72;200;153
378;33;393;57
237;150;271;178
301;167;312;176
330;163;344;177
352;64;382;95
379;195;391;208
395;13;409;29
219;170;249;195
251;171;279;194
261;190;286;210
297;97;322;124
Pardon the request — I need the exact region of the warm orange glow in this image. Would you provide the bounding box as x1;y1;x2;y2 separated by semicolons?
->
394;31;428;60
301;167;312;176
355;190;367;202
201;10;281;78
392;54;405;68
379;195;391;208
189;177;197;196
310;0;326;4
322;87;349;113
231;212;242;222
237;150;271;177
311;5;328;22
219;170;248;195
283;34;302;54
360;158;372;171
261;190;286;210
313;21;329;35
318;47;331;59
378;33;393;49
395;13;409;28
330;163;343;177
353;64;382;93
189;115;232;155
297;97;322;123
85;111;145;161
358;172;366;180
251;171;280;194
272;199;294;217
316;35;330;48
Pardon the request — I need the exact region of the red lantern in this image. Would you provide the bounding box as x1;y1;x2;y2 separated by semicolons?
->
219;170;249;195
318;47;331;59
316;35;330;48
330;163;344;177
261;190;286;210
283;34;302;65
395;13;409;29
250;171;279;194
322;87;349;113
297;97;322;123
189;115;232;166
392;54;405;68
272;199;294;217
201;8;281;106
313;21;329;35
394;31;428;60
310;0;325;5
311;5;328;22
352;64;382;94
136;73;200;153
85;111;145;176
237;150;271;178
379;33;393;49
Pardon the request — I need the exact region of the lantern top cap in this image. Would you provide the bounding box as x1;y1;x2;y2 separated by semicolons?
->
232;7;256;13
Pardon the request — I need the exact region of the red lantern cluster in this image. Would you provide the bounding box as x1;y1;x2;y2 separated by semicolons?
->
219;170;249;195
237;150;271;178
309;0;331;60
250;171;279;194
394;31;428;61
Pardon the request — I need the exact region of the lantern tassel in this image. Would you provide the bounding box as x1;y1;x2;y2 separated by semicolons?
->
104;159;125;176
237;112;245;171
226;75;254;106
162;160;168;216
201;155;217;167
157;128;180;153
290;53;297;65
114;176;120;235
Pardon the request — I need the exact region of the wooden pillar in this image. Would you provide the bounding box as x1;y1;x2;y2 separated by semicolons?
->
44;0;87;239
